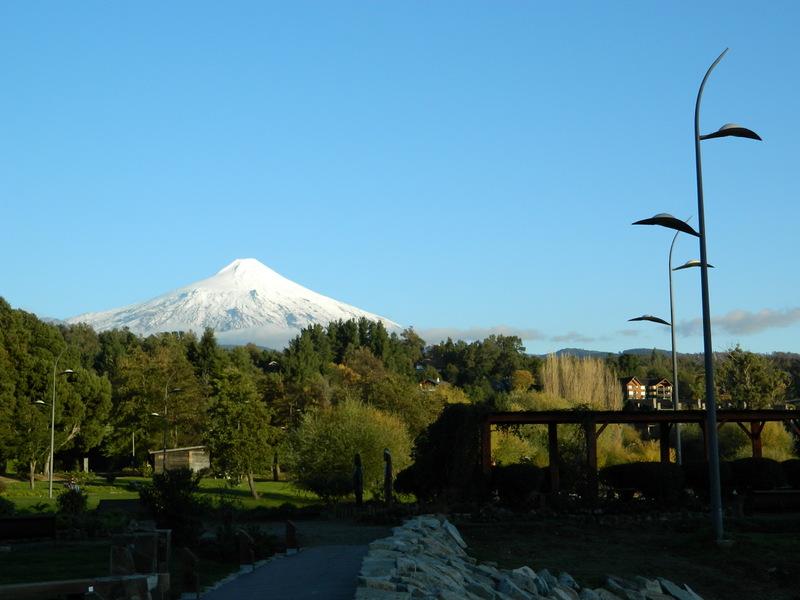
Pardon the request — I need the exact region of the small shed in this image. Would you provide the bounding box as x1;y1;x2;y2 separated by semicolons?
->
149;446;210;474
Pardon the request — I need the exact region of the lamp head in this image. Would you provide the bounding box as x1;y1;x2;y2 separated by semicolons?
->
629;315;671;326
700;123;761;141
632;213;700;237
674;259;715;271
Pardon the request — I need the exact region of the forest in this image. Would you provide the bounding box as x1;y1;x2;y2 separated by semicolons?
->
1;295;798;501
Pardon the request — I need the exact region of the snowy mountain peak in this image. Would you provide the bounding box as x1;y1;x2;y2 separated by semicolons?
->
215;258;281;283
66;259;402;349
188;258;297;294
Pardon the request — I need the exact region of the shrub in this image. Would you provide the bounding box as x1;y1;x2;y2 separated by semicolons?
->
493;463;545;508
138;468;209;546
395;403;488;505
285;400;411;503
0;496;14;516
599;461;684;502
0;481;7;495
57;488;89;516
682;459;733;499
782;459;800;489
729;457;788;491
300;473;354;504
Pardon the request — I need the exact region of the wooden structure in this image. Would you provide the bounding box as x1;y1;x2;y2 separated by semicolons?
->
148;445;210;474
481;409;800;499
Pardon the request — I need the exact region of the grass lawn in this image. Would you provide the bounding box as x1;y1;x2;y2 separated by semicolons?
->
0;542;240;598
0;473;319;598
1;474;319;512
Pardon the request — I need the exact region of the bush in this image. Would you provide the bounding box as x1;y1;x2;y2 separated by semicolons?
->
493;463;545;508
56;488;89;516
300;473;354;504
599;461;684;502
682;459;733;499
782;459;800;489
729;457;787;491
139;468;209;546
0;496;14;516
285;400;412;503
395;403;488;505
0;481;7;495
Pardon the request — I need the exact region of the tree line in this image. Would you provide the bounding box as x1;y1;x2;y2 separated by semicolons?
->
1;295;798;498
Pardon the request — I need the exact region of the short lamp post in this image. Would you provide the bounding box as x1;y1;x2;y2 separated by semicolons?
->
150;383;182;473
34;348;73;499
633;215;711;465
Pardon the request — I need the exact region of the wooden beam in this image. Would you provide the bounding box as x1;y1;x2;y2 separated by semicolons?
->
548;422;560;502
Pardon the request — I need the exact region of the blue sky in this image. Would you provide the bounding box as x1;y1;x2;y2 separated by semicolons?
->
2;2;799;355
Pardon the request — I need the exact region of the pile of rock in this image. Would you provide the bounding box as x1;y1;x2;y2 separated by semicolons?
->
356;515;704;600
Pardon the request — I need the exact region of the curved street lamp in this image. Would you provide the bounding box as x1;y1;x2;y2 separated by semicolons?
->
694;49;761;542
150;379;182;473
629;314;670;327
633;215;713;465
632;213;700;237
34;347;74;499
634;51;760;540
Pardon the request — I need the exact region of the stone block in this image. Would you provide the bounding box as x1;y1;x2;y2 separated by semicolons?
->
497;576;534;600
551;584;581;600
657;578;698;600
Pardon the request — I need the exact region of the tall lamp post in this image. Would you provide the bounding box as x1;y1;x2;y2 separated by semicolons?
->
638;52;760;540
694;49;761;541
34;348;73;499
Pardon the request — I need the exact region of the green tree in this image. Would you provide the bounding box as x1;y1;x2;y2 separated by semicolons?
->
716;345;788;409
285;399;411;502
106;344;203;467
616;353;641;378
394;403;488;504
139;467;208;545
205;367;280;498
187;327;226;387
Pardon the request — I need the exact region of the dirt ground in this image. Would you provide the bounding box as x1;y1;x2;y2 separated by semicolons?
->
454;514;800;600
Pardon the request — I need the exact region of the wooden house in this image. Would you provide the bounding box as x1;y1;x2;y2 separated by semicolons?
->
620;376;673;410
149;445;210;474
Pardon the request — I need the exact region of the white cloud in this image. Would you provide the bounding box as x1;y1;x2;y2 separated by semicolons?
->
416;326;544;345
678;307;800;337
549;331;598;344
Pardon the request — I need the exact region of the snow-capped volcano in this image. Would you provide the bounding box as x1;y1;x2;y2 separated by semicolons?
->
65;259;402;349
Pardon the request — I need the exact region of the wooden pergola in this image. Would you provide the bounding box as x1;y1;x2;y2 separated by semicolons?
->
481;409;800;498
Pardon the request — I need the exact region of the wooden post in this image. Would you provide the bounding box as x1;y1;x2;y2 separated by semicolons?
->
383;449;393;507
285;520;298;552
180;548;200;599
547;422;560;502
659;422;672;463
583;418;599;502
750;421;765;458
238;530;255;571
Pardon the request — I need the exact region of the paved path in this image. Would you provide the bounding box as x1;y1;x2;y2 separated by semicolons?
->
200;545;369;600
